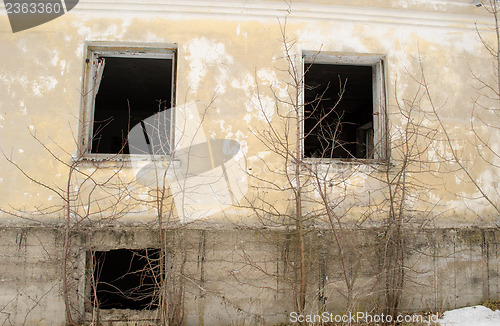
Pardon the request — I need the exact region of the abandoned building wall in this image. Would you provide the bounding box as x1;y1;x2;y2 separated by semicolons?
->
0;0;497;225
0;0;499;325
0;226;67;325
0;226;497;325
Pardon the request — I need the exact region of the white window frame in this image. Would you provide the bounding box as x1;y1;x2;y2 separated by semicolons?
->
79;42;177;160
302;51;388;162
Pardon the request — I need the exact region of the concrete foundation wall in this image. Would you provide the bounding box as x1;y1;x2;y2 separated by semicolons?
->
0;225;498;325
1;1;499;325
0;227;65;325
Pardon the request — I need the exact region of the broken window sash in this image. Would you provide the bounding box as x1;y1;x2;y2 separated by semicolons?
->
302;51;387;161
82;43;177;156
92;57;105;100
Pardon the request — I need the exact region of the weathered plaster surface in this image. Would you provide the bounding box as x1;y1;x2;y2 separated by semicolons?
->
0;0;499;324
0;1;495;226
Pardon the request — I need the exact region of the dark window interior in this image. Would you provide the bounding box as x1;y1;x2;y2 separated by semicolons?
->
91;248;160;310
304;63;373;159
91;57;172;154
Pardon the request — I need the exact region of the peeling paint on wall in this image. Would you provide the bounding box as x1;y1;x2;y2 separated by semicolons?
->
185;37;234;94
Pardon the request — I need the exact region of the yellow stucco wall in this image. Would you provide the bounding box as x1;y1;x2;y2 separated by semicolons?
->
0;0;498;227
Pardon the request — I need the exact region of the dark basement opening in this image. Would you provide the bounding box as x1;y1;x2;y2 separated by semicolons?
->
91;248;161;310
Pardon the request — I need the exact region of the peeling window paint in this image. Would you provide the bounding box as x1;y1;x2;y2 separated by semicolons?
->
81;43;176;156
303;52;387;161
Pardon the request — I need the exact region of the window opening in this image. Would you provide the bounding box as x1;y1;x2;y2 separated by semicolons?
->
90;248;160;310
83;45;176;156
304;63;374;159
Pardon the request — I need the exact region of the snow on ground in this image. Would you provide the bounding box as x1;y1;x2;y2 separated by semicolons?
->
437;305;500;326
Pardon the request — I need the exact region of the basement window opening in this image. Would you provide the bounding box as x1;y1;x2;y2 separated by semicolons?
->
90;248;161;310
303;52;386;161
83;44;176;156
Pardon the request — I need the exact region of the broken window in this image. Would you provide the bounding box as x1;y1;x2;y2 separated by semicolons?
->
303;52;387;160
82;44;176;155
90;248;160;310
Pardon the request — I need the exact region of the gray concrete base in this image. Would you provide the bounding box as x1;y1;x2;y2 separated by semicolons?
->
0;226;498;325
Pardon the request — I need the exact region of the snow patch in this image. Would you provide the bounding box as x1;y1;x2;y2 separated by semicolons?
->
438;305;500;326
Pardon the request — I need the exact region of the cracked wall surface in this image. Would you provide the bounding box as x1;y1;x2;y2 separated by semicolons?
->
0;0;499;324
